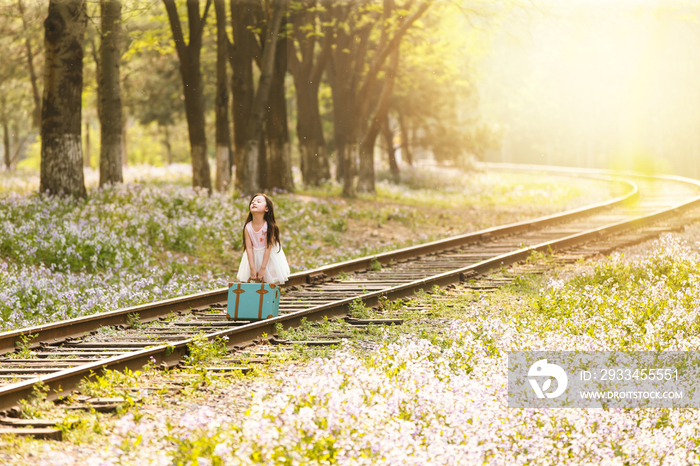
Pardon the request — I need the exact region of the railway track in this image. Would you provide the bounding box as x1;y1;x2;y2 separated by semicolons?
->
0;165;699;414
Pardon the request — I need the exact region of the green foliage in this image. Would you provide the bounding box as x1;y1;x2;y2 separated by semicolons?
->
18;382;52;419
78;368;143;403
378;296;404;311
95;325;118;337
348;298;371;318
330;218;347;232
394;6;500;164
526;249;552;265
529;241;700;349
0;168;614;335
11;333;37;360
169;430;228;466
126;313;143;330
57;414;104;444
322;232;341;246
510;273;545;295
184;333;229;366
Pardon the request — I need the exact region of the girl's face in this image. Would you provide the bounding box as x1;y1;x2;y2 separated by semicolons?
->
250;195;269;214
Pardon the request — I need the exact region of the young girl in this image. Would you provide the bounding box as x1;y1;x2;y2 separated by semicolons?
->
236;193;290;285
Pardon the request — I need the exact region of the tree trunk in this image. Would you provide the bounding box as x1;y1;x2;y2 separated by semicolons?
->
99;0;124;186
241;0;284;195
257;130;267;190
397;111;413;166
11;122;18;166
288;0;331;186
121;121;128;166
343;144;358;197
326;11;355;196
357;47;400;193
164;0;212;192
329;70;346;185
266;33;294;191
337;115;356;197
181;51;210;192
1;97;9;170
382;113;399;182
18;0;41;129
214;0;231;191
295;79;329;187
91;37;101;120
10;122;28;169
84;122;90;168
231;0;257;191
326;0;374;197
331;84;357;198
2;136;8;171
328;0;429;196
356;140;375;193
39;0;87;198
163;125;173;164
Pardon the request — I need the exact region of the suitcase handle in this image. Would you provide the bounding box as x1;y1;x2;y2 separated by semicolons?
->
228;279;266;287
245;278;277;289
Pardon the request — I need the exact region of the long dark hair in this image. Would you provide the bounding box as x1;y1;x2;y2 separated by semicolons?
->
242;193;281;252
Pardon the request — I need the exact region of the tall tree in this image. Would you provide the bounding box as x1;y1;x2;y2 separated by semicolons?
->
288;0;331;186
163;0;213;192
129;48;186;165
99;0;124;186
396;111;413;166
84;122;91;168
230;0;258;191
391;7;496;168
328;0;429;196
326;0;364;196
17;0;41;129
265;15;294;191
1;95;9;170
357;45;400;192
241;0;284;195
39;0;88;197
214;0;231;191
381;111;399;181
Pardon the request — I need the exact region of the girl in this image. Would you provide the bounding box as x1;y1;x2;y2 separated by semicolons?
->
236;193;290;284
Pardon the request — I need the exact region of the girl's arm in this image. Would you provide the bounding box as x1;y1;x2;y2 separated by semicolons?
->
257;243;272;280
244;228;257;278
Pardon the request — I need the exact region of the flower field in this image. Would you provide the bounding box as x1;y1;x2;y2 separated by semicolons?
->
157;233;700;466
11;229;700;465
0;165;615;331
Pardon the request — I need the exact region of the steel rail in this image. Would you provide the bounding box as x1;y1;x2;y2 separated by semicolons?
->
1;168;698;410
0;172;637;355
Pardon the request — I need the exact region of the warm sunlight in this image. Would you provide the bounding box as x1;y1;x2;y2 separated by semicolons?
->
480;0;700;176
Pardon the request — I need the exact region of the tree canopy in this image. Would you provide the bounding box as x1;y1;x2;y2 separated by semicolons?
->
0;0;508;196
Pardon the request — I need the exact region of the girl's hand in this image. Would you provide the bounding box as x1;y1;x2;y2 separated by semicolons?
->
250;267;257;279
257;267;267;281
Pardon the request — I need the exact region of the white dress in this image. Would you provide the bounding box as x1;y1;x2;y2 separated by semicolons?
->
236;221;290;284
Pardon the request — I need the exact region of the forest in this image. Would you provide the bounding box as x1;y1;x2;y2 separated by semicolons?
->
3;0;700;196
0;0;500;198
5;2;700;462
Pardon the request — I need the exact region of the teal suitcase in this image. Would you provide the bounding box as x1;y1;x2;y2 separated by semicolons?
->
227;282;281;320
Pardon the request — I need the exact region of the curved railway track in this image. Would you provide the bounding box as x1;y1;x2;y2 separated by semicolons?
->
0;165;699;412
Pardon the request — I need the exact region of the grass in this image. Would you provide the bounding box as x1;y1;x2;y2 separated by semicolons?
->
0;164;616;333
0;164;634;463
7;233;700;464
0;166;618;278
